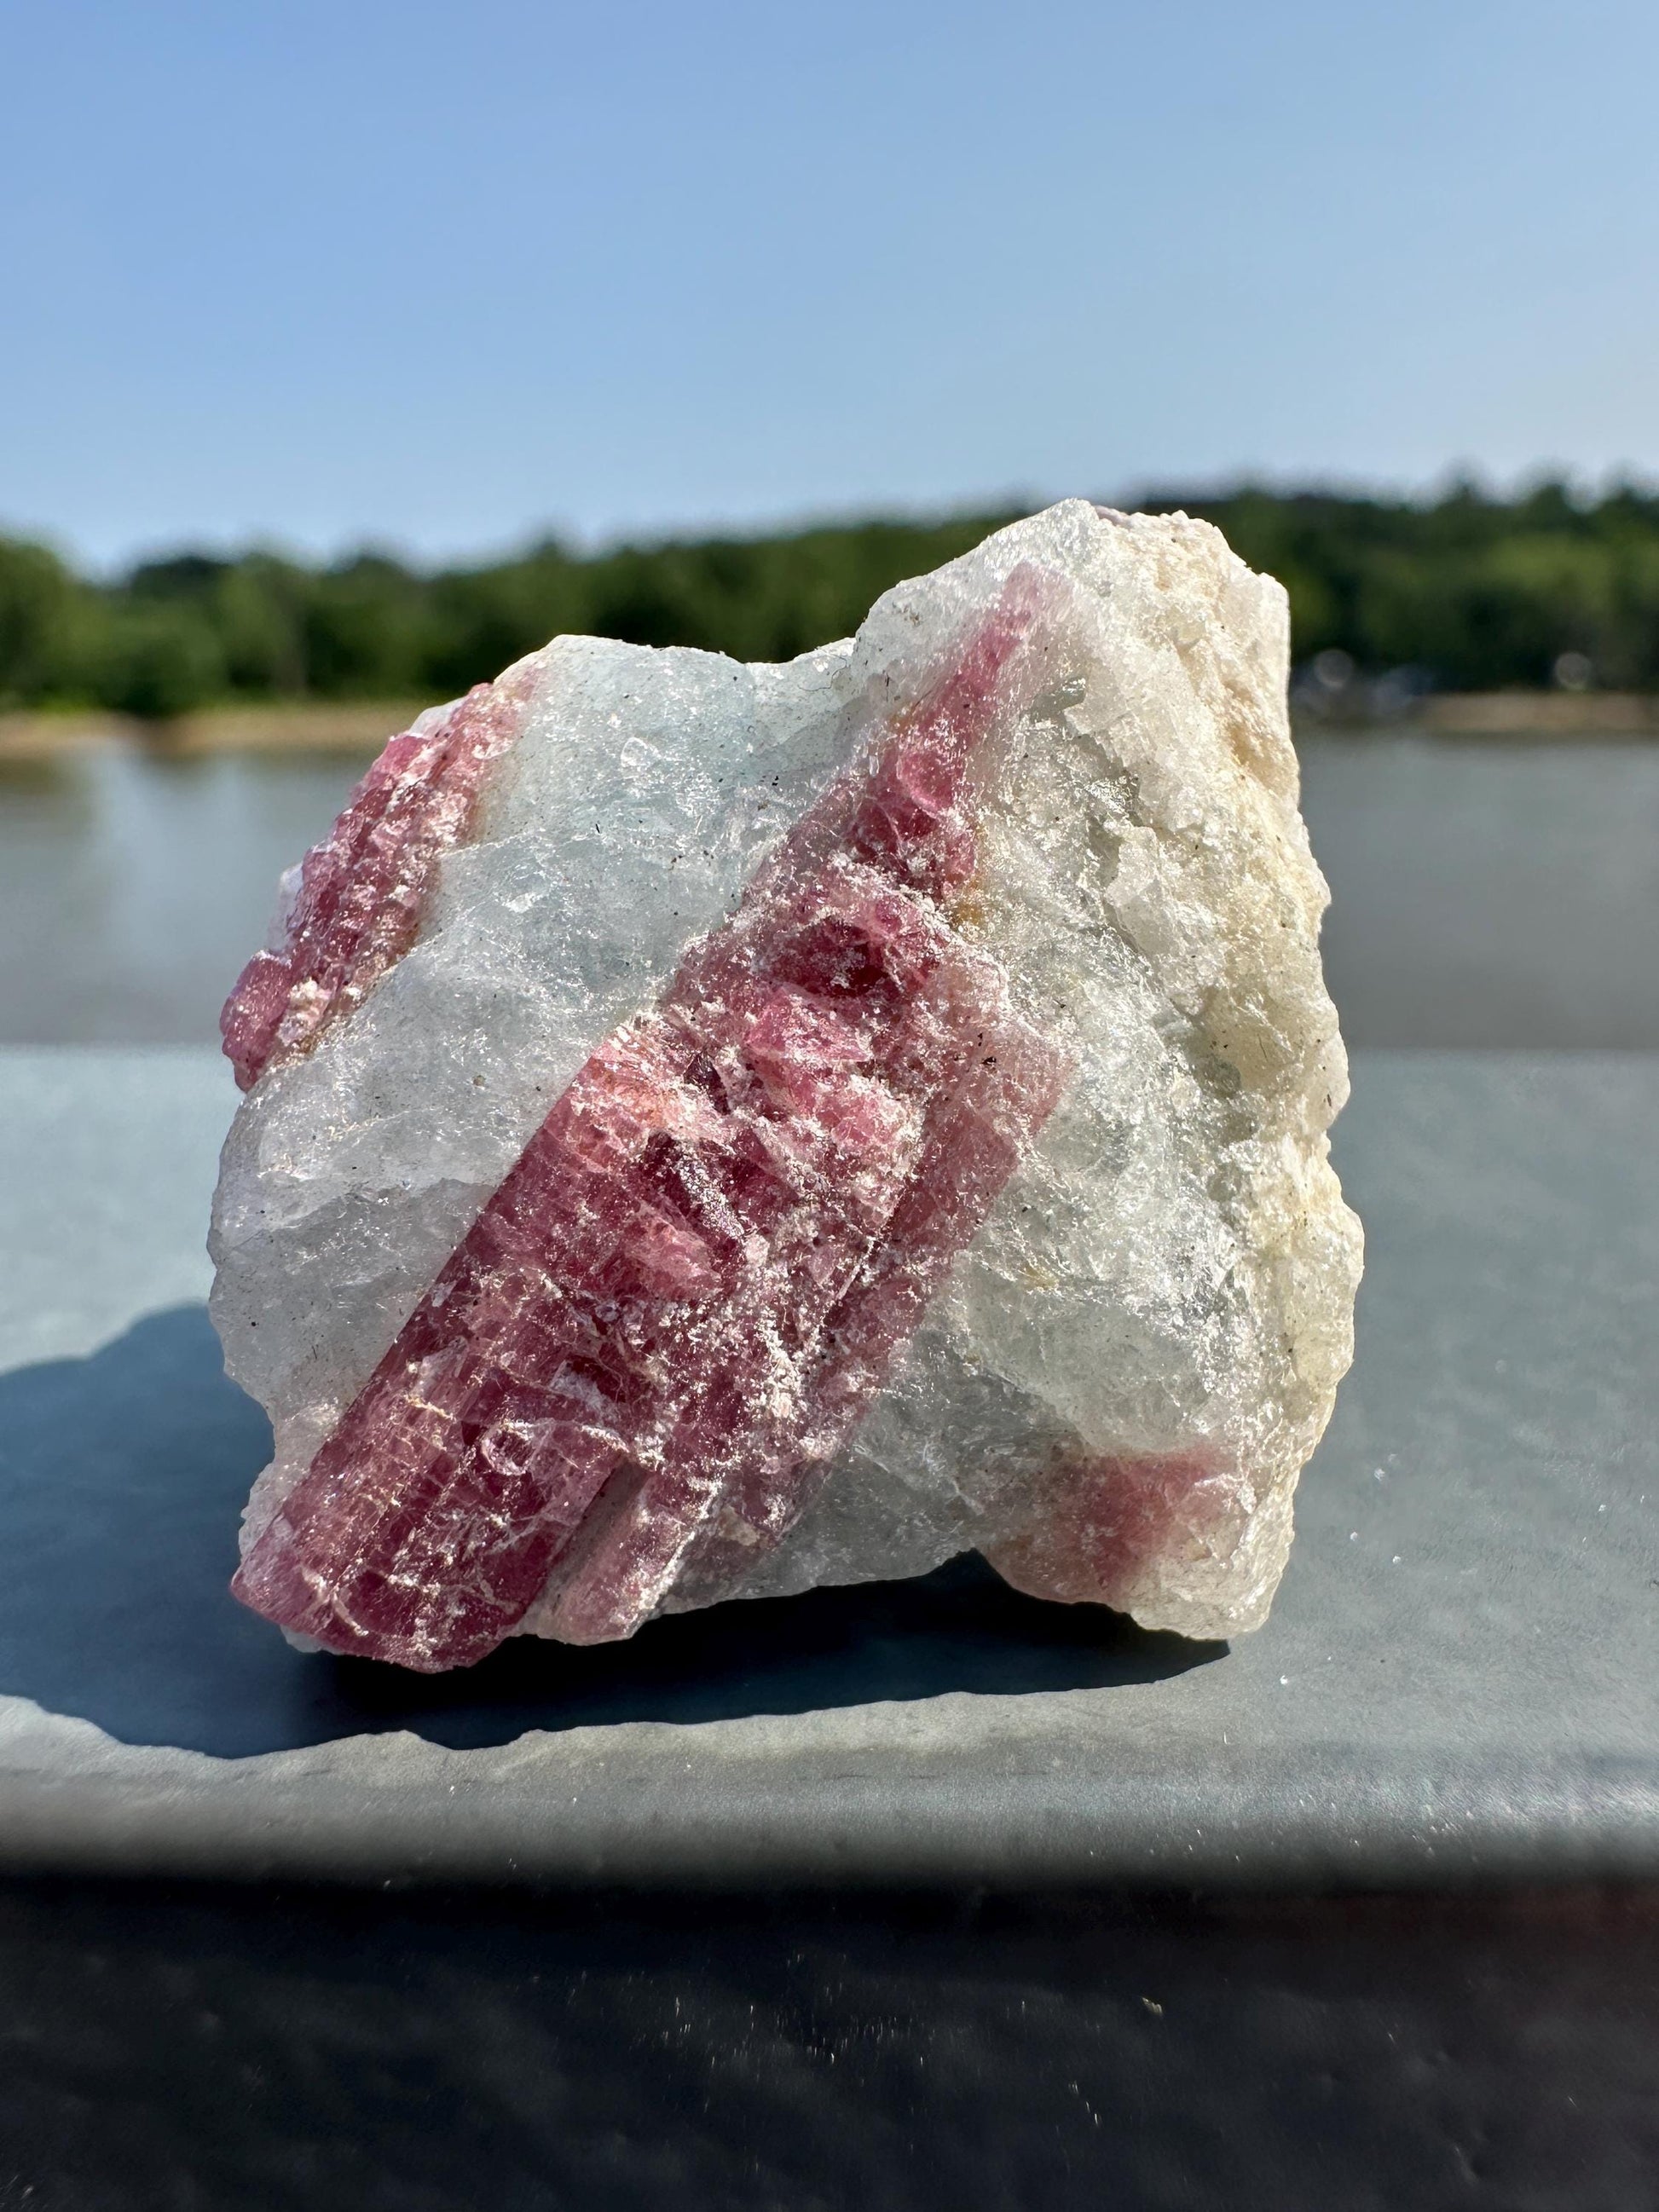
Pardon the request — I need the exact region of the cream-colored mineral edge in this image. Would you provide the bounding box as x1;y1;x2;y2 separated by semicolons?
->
709;502;1362;1637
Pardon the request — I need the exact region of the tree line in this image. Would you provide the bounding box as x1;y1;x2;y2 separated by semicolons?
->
2;482;1656;719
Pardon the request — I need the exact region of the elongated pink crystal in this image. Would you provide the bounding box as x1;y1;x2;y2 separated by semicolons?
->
220;673;529;1090
233;577;1069;1668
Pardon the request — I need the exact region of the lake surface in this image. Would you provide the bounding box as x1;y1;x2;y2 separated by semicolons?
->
3;736;1656;1048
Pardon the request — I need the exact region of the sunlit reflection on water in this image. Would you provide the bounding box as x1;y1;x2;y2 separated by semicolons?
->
0;745;373;1045
2;735;1656;1048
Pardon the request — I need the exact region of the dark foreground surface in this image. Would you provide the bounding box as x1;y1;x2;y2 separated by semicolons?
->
2;1878;1655;2211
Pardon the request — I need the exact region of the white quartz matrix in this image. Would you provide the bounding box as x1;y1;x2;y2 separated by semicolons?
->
211;501;1362;1643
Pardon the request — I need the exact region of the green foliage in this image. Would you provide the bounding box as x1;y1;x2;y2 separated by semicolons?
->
90;602;227;719
0;537;87;707
3;484;1657;715
1159;481;1659;690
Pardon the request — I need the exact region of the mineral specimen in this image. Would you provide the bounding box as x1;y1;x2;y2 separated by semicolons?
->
211;501;1362;1670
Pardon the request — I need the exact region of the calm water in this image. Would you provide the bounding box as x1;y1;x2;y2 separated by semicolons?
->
3;736;1656;1048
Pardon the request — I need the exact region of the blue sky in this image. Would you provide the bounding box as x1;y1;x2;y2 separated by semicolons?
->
3;0;1656;568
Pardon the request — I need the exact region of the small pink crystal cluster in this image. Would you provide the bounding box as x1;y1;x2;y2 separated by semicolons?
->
221;677;529;1090
231;578;1068;1668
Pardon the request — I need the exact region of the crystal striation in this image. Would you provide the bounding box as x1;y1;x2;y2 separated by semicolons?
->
220;673;531;1091
211;503;1363;1668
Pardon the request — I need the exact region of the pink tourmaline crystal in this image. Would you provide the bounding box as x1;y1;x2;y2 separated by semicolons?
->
985;1453;1237;1615
220;673;529;1090
232;579;1068;1667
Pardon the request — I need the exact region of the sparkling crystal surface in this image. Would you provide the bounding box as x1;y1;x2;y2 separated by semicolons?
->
211;502;1362;1665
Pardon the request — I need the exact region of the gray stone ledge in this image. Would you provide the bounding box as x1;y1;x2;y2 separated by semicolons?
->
0;1049;1653;1890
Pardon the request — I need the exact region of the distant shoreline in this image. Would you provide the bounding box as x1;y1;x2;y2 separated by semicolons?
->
3;690;1657;765
0;701;439;763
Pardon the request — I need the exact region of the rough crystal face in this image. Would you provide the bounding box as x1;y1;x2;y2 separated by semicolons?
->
211;502;1362;1669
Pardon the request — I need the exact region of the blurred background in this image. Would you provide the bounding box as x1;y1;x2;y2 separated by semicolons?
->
3;0;1656;1052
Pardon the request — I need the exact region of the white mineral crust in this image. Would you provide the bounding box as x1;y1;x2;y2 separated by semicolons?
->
211;501;1362;1642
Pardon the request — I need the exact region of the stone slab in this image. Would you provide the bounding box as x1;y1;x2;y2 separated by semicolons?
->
0;1048;1653;1888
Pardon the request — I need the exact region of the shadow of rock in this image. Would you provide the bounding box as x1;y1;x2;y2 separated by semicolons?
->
0;1306;1222;1758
